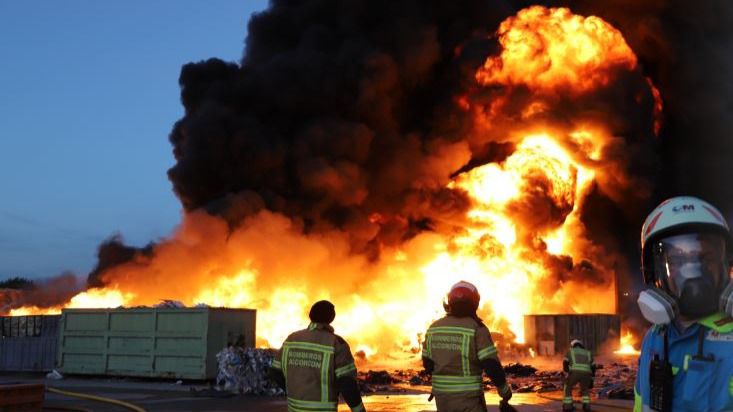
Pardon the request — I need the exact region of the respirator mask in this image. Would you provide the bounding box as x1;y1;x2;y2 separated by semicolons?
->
638;232;732;324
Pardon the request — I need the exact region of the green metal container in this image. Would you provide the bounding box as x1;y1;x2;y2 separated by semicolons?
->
57;307;256;379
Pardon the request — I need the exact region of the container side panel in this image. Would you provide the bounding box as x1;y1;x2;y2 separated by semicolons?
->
109;337;152;354
108;355;152;374
63;336;105;351
157;312;206;334
156;337;203;355
65;313;107;331
61;354;105;373
110;313;153;332
155;356;204;378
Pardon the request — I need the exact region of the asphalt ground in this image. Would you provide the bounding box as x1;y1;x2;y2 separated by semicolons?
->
2;372;633;412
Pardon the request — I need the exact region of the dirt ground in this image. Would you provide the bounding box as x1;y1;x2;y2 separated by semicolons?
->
3;372;633;412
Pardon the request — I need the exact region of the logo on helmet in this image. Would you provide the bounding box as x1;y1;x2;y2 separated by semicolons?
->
672;204;695;213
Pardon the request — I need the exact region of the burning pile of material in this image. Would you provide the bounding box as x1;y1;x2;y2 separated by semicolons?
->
2;1;673;362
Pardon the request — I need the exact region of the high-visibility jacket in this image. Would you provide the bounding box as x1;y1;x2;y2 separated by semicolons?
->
422;315;510;398
563;346;593;407
272;323;365;412
634;313;733;412
564;347;594;374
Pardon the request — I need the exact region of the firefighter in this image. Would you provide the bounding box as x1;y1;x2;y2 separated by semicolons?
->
634;196;733;412
422;281;513;412
562;339;595;412
270;300;366;412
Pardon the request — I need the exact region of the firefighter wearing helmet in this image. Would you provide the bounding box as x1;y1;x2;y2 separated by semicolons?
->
422;281;513;412
269;300;366;412
562;339;596;412
634;196;733;412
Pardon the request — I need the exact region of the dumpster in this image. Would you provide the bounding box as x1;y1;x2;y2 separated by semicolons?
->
57;307;255;379
0;315;60;372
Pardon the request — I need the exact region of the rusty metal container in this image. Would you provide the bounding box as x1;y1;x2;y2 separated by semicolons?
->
524;314;620;356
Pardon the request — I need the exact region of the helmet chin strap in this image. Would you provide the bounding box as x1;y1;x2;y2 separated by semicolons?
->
721;281;733;317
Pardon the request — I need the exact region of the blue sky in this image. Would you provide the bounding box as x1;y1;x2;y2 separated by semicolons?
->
0;1;268;279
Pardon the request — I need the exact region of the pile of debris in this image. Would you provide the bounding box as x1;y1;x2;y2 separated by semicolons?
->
357;370;407;393
594;362;636;400
358;360;637;399
216;347;284;396
503;361;636;399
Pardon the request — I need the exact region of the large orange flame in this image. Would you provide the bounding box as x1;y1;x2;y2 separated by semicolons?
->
476;6;637;93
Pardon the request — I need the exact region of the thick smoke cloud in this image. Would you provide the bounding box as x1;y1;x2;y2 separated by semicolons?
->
167;0;517;259
0;273;81;313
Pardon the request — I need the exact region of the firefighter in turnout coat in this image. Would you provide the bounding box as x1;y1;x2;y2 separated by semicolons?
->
563;339;595;412
270;300;366;412
422;281;513;412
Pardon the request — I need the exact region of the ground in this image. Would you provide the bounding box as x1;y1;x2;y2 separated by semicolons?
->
2;372;633;412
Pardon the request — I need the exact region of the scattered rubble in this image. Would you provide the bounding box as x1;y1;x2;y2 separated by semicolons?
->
503;362;537;377
215;348;637;400
500;360;636;399
216;347;284;396
350;359;636;398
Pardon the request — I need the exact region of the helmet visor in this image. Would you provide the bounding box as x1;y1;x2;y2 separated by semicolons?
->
652;232;727;297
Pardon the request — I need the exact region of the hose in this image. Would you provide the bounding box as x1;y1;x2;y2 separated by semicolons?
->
537;392;632;410
46;387;146;412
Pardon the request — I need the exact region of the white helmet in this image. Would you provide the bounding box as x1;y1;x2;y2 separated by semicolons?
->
570;339;583;348
640;196;732;320
641;196;731;285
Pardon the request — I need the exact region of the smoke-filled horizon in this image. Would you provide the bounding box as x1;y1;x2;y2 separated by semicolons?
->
3;1;733;344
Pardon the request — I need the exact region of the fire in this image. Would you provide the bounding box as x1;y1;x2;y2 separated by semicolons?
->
7;288;133;316
614;330;641;355
5;6;656;364
476;6;637;93
9;306;58;317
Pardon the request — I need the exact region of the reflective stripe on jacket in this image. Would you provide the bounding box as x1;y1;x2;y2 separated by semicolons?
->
564;347;593;374
422;315;499;395
272;323;364;412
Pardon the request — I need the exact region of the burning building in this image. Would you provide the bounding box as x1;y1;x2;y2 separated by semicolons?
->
5;0;731;367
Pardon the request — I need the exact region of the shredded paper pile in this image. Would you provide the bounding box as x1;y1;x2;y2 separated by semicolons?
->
216;347;284;396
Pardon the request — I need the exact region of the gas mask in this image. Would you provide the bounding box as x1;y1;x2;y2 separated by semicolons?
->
639;232;731;324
